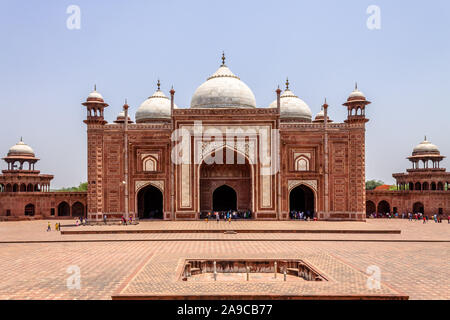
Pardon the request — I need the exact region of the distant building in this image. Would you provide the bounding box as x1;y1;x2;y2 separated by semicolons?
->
366;138;450;216
0;139;86;219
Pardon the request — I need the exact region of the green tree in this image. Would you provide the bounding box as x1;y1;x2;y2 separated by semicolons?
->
365;180;384;190
56;182;88;192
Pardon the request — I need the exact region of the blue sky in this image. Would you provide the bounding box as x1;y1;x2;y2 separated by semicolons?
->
0;0;449;188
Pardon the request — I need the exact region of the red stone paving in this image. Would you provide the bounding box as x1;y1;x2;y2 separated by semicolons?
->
0;220;448;300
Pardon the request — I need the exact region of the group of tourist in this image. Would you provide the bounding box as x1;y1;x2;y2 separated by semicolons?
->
200;210;252;222
289;210;316;221
368;211;450;223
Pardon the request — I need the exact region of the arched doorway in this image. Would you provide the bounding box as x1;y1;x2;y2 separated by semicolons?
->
58;202;70;216
212;185;237;211
366;200;376;216
24;204;35;216
377;200;390;214
72;202;85;217
289;185;315;218
199;148;252;214
137;185;163;219
413;202;424;214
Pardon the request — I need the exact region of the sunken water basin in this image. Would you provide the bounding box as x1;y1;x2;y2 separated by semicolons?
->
181;259;327;282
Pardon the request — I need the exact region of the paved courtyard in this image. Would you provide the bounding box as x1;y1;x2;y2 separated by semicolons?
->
0;220;448;299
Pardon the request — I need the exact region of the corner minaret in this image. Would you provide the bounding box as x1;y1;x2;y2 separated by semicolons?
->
343;83;371;123
82;86;108;220
343;84;371;219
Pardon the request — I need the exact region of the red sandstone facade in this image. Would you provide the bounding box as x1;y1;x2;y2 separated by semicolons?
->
82;60;371;221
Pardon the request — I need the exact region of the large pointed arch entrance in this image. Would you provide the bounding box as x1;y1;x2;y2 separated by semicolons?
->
199;147;252;214
137;185;163;219
289;185;315;218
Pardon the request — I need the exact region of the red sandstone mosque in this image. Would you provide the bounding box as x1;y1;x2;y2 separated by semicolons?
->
1;55;448;221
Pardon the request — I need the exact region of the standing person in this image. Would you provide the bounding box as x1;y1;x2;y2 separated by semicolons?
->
423;215;426;224
448;215;450;224
103;214;107;225
47;222;51;232
216;211;219;223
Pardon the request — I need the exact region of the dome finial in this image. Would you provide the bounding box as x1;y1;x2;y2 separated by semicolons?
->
157;79;161;91
221;51;226;66
355;82;358;90
20;136;23;142
94;84;97;91
285;77;290;90
425;135;427;141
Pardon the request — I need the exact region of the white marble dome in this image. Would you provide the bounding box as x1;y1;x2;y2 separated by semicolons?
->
348;87;366;99
8;140;35;157
413;138;440;155
88;90;103;100
135;89;177;122
86;86;104;102
269;87;312;121
191;65;256;108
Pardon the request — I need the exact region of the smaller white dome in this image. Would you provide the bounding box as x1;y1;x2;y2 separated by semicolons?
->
349;89;365;99
114;110;132;122
348;84;366;100
313;108;332;123
88;90;103;100
135;89;177;122
269;86;312;121
8;140;35;157
87;85;104;101
413;138;440;155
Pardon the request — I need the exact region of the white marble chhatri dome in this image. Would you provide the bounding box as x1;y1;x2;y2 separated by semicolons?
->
191;54;256;109
135;82;177;122
348;83;366;99
412;138;440;155
8;139;35;157
269;79;312;121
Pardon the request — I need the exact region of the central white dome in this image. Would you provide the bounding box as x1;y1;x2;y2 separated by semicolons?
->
190;64;256;109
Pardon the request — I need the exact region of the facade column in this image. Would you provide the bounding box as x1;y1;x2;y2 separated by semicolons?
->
323;99;329;216
170;86;176;221
123;101;129;220
276;86;281;220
